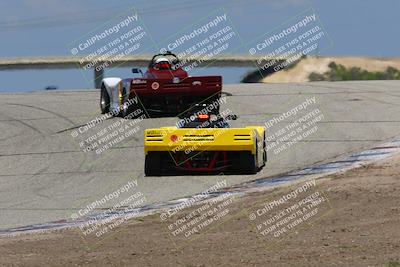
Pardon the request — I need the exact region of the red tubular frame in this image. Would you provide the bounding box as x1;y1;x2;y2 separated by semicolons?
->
173;151;229;172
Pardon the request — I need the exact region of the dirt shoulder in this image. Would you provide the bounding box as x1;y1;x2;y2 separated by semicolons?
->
1;154;400;267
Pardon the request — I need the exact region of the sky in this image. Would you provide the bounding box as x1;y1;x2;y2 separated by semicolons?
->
0;0;399;91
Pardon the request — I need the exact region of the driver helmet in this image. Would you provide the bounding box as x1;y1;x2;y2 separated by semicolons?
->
154;57;171;70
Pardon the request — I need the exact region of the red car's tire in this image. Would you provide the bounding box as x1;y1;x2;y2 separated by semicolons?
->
100;84;110;114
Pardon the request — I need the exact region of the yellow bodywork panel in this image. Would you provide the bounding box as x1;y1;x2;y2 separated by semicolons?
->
144;126;265;155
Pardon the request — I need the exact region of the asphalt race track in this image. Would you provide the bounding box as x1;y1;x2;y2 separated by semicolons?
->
1;80;400;229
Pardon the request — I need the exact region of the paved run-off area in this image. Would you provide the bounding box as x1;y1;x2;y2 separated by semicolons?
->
0;81;400;229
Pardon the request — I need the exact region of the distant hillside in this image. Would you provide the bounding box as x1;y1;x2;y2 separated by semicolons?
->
309;62;400;81
241;56;400;83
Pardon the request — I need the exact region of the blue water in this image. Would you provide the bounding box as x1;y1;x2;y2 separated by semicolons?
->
0;67;254;92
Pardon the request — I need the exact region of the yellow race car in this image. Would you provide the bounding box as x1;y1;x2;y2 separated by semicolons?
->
144;111;266;176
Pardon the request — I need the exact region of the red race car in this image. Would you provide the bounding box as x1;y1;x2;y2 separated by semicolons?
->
100;51;222;117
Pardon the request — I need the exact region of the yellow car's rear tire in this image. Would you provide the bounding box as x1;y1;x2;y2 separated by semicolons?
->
145;152;162;176
263;132;267;164
238;152;257;174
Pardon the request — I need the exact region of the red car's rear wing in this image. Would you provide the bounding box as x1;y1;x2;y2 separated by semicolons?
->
130;76;222;97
